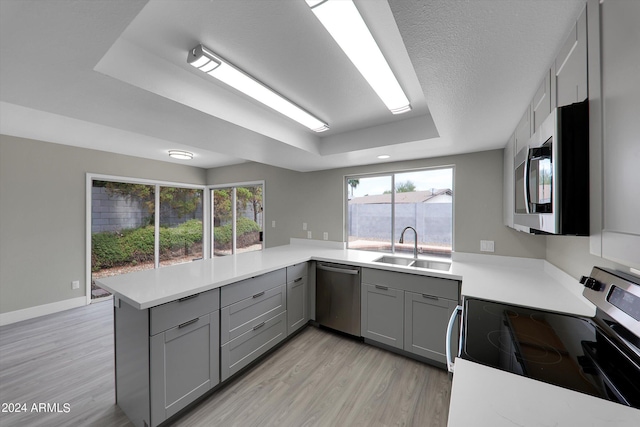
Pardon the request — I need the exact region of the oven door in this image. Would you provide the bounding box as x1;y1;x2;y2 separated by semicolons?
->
527;140;553;214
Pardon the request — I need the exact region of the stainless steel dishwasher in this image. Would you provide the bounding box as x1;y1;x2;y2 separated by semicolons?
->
316;263;361;336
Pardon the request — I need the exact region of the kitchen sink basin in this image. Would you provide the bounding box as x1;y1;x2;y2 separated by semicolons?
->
373;256;452;272
374;256;415;266
410;259;451;271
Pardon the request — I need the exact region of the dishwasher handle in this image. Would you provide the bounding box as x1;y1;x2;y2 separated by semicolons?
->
446;305;462;374
317;264;360;275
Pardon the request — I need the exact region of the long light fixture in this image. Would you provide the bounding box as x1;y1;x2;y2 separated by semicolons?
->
306;0;411;115
168;150;193;160
188;44;329;132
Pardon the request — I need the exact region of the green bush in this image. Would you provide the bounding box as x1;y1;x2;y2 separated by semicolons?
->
214;217;260;245
92;219;204;271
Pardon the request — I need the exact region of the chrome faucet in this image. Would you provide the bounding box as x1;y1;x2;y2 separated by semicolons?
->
399;226;418;259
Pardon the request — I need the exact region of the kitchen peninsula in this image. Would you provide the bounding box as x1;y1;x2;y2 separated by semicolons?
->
97;240;612;427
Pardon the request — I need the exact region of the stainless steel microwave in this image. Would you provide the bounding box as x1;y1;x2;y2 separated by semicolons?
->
514;99;589;235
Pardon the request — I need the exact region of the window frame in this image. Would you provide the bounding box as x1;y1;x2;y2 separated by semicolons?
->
344;166;455;256
209;180;265;258
86;173;208;304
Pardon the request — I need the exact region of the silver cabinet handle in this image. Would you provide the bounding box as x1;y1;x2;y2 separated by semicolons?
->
317;264;359;275
178;318;199;329
422;294;439;300
253;291;265;299
375;285;389;291
253;322;266;331
446;305;462;374
178;294;199;302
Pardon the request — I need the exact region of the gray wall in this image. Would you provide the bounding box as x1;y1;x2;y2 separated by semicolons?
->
0;135;206;313
207;149;548;258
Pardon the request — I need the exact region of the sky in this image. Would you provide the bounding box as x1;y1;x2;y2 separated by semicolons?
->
348;168;453;197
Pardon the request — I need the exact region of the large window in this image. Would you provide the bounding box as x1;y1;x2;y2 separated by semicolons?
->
88;176;205;301
212;182;264;257
346;168;453;257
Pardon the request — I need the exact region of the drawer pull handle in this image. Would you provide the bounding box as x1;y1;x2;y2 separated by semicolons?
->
253;291;265;299
253;322;266;331
178;294;199;302
375;285;389;291
178;318;199;328
294;277;303;283
422;294;439;300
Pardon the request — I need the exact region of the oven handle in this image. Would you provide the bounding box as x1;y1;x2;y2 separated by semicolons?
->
446;305;462;373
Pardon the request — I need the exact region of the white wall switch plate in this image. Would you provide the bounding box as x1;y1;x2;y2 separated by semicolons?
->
303;222;308;231
480;240;495;252
307;231;312;239
271;220;276;228
72;280;80;290
323;232;328;240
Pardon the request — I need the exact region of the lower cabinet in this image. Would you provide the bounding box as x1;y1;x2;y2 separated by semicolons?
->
114;288;220;427
361;268;460;366
219;268;288;382
404;291;458;364
286;263;309;335
361;283;404;349
150;312;219;423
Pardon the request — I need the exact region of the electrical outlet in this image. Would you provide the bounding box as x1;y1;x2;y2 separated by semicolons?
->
307;231;312;239
72;280;80;290
480;240;495;252
271;220;276;228
303;222;308;231
323;232;328;240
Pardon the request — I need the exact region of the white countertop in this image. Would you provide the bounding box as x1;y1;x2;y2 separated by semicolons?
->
448;359;640;427
97;240;595;317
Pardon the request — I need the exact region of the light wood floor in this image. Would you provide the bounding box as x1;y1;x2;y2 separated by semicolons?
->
0;301;451;427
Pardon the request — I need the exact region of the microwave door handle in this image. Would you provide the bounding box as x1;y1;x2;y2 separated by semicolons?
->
524;150;531;214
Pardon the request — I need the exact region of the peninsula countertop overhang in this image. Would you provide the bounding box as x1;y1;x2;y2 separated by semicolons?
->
96;241;596;318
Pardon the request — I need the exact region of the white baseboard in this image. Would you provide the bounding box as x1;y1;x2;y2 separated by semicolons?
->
0;296;87;326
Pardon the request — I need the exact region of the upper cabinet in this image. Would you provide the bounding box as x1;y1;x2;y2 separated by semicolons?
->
514;106;532;154
589;0;640;269
503;133;515;228
553;8;588;107
531;70;552;131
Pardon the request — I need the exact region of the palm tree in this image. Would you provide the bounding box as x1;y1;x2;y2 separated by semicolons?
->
348;179;360;198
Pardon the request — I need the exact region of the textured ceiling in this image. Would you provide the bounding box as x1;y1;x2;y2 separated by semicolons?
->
0;0;585;171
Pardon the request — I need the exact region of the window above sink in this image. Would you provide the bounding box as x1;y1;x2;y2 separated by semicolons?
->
345;167;454;259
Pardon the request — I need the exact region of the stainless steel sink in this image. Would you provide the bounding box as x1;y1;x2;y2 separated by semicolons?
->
374;256;415;266
373;256;451;272
411;259;451;271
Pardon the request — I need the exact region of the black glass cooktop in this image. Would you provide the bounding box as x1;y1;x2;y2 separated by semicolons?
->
461;298;640;409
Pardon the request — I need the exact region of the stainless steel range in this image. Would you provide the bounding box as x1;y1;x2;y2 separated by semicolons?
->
458;267;640;409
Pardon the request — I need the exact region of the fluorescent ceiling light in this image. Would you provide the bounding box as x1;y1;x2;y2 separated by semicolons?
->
188;44;329;133
168;150;193;160
307;0;411;115
377;154;390;159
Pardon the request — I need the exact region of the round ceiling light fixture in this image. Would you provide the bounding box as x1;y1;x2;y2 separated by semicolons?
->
168;150;194;160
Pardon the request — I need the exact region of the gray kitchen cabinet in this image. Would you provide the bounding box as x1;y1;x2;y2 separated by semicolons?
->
114;288;220;427
514;106;531;154
150;312;219;424
219;268;287;382
286;262;309;335
552;5;588;108
404;291;458;364
503;132;515;228
531;70;552;131
589;0;640;269
361;268;461;365
361;283;404;349
221;311;287;381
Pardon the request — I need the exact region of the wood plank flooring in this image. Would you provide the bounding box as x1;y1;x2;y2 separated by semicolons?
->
0;300;451;427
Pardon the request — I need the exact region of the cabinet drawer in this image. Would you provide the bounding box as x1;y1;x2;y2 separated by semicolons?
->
221;311;287;382
286;262;308;282
362;268;459;301
150;289;220;336
221;269;286;308
220;284;286;344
